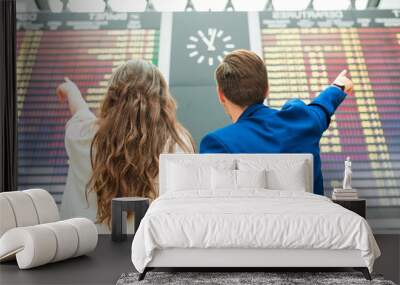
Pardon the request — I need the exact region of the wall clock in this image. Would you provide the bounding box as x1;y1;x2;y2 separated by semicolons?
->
186;28;235;66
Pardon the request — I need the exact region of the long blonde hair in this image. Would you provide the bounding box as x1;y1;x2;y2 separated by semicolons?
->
88;60;194;227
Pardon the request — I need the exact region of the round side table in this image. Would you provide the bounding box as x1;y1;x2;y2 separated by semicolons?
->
111;197;149;242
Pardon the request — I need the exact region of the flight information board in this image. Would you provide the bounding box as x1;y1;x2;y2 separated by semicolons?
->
16;12;161;203
16;11;400;220
260;10;400;210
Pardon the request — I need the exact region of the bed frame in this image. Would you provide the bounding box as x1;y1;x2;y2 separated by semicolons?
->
139;248;371;280
138;154;371;281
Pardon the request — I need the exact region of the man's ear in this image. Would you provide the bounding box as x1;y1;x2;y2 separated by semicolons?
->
217;86;226;104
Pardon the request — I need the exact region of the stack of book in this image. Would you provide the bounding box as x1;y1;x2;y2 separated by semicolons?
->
332;188;358;200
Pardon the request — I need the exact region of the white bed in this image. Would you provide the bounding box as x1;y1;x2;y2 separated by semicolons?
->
131;154;380;280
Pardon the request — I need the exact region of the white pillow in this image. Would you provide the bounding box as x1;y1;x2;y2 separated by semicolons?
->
236;169;267;189
211;168;268;190
167;163;211;191
238;159;308;192
267;168;307;192
211;168;236;190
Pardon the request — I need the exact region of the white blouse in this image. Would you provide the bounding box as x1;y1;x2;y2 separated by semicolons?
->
60;108;188;234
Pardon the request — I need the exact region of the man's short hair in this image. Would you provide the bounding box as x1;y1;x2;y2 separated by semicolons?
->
215;49;268;107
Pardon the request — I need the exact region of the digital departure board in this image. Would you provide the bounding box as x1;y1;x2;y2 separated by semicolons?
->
16;10;400;230
260;10;400;213
16;13;161;203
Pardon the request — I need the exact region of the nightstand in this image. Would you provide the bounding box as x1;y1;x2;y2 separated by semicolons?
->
111;197;150;242
332;199;366;218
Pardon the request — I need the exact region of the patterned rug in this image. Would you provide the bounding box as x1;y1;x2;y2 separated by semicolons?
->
116;271;396;285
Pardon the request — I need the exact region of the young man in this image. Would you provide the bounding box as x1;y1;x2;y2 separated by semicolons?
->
200;49;353;196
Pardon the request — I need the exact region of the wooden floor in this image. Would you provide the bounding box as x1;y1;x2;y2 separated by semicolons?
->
0;235;399;285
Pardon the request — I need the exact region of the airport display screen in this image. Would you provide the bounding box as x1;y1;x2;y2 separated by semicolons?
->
16;13;161;203
16;10;399;227
259;10;400;210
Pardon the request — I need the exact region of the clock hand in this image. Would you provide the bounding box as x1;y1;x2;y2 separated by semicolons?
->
198;30;211;46
198;30;216;51
208;29;217;51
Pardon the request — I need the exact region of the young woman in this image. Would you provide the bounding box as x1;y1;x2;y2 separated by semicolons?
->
57;60;195;233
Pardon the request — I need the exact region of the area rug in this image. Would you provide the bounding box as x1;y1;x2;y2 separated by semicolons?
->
116;271;396;285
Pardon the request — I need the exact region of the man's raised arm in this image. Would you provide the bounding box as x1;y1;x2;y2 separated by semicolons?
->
308;70;354;131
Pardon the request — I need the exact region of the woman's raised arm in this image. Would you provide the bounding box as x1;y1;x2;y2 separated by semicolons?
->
56;77;90;116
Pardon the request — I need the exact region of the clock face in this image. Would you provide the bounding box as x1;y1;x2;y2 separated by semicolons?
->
186;28;235;66
170;13;249;85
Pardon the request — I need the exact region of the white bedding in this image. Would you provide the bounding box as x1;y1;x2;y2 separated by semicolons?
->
131;190;380;273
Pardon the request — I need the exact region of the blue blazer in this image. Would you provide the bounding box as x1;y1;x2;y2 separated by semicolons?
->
200;86;347;195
